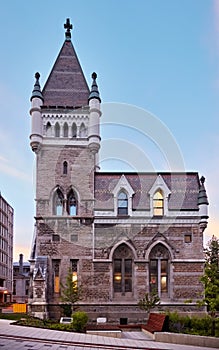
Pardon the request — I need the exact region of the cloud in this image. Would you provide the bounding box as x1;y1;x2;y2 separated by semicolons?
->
0;153;31;182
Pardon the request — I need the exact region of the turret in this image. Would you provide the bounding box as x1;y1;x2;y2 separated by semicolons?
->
88;72;102;169
29;72;44;153
198;176;209;231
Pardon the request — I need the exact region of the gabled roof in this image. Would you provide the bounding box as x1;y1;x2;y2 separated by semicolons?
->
94;172;200;211
42;40;90;108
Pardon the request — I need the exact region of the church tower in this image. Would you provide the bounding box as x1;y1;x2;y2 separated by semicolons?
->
29;19;208;323
29;19;101;319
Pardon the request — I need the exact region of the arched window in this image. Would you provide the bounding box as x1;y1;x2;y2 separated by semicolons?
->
118;191;128;215
53;188;64;215
67;189;77;216
46;122;52;136
63;122;68;137
55;122;60;137
149;243;170;298
72;123;77;138
79;123;86;137
113;244;133;296
63;161;68;175
153;190;164;216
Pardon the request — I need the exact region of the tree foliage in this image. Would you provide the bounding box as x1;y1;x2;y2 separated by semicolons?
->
60;268;82;311
200;235;219;313
138;290;160;313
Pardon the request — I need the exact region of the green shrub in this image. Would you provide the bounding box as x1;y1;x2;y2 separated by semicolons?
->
167;312;219;337
72;311;88;332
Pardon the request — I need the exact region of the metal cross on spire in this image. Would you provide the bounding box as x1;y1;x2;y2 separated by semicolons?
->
64;18;73;40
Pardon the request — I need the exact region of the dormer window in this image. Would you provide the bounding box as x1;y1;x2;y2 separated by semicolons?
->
118;191;128;215
153;190;164;216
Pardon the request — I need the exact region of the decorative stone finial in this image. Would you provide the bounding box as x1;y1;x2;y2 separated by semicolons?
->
64;18;72;40
30;72;44;102
88;72;101;102
200;176;205;184
198;176;209;206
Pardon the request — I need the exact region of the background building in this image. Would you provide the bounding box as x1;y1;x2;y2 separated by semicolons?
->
28;19;209;323
13;254;30;303
0;192;13;303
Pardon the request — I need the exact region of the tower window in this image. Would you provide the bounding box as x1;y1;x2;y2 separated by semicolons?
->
63;161;68;175
54;188;64;215
72;123;77;138
79;122;86;137
67;190;77;216
63;122;68;137
46;122;52;136
153;190;164;216
55;122;60;137
118;191;128;215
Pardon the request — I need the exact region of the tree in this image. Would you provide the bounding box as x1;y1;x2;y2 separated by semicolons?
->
138;290;160;314
60;268;82;313
200;235;219;336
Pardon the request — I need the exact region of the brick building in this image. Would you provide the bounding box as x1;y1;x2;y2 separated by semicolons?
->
0;192;13;303
28;19;209;322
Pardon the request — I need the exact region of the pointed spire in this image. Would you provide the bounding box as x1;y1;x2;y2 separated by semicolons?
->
30;72;44;102
64;18;72;41
198;176;209;205
88;72;101;102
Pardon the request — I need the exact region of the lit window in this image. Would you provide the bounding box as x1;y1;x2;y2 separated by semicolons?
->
53;260;60;293
149;244;170;298
71;260;78;288
113;244;133;295
184;234;192;243
118;191;128;215
153;190;164;216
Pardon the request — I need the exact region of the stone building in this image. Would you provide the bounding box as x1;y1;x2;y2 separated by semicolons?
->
13;254;30;303
0;192;13;303
28;19;209;323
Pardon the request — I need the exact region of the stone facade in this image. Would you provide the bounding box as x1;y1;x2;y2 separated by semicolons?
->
28;19;208;323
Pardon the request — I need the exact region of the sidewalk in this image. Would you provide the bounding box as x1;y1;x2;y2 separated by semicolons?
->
0;319;217;350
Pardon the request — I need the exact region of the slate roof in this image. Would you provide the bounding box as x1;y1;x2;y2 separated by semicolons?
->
42;40;90;108
94;172;200;211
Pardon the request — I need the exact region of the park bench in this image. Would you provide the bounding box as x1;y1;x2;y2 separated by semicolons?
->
142;312;167;333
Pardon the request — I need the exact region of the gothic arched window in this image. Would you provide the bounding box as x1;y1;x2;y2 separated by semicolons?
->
153;190;164;216
55;122;60;137
149;243;170;298
67;189;77;216
113;244;133;296
63;161;68;175
72;123;77;138
46;122;52;136
118;191;128;215
63;122;68;137
53;188;64;215
79;122;86;137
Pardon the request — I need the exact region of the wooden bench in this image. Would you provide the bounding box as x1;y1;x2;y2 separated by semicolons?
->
142;313;167;333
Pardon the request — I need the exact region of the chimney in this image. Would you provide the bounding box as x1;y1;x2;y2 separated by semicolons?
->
19;254;23;275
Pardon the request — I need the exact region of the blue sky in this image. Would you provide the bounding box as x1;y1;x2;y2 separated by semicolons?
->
0;0;218;261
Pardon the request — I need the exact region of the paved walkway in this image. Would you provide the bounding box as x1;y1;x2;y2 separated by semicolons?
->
0;319;217;350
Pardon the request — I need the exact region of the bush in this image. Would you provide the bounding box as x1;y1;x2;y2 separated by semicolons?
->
72;311;88;333
167;312;219;337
